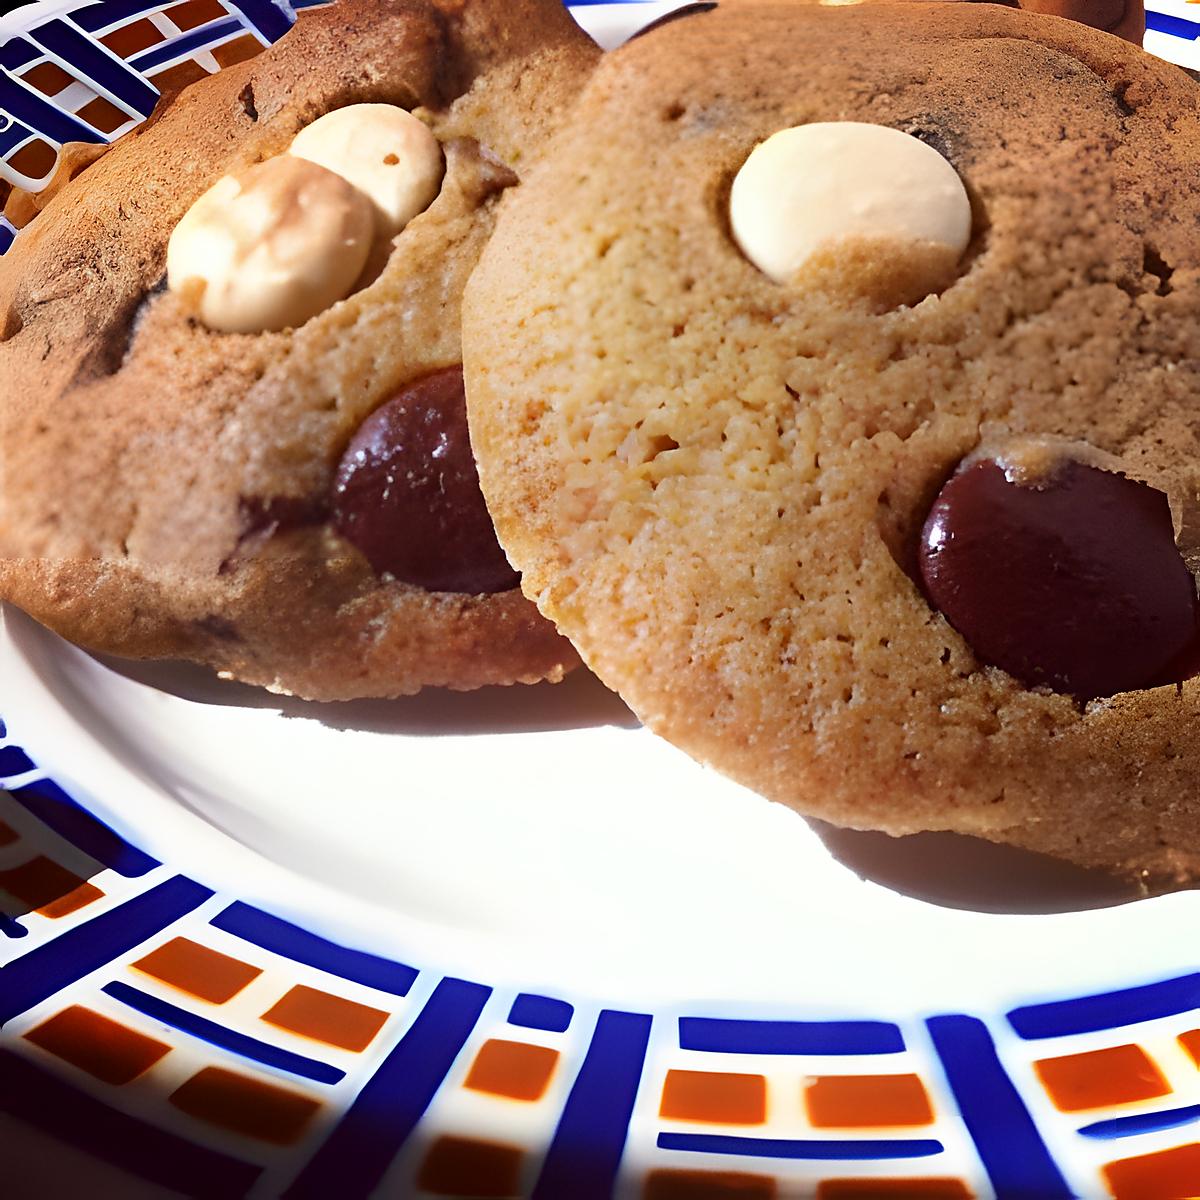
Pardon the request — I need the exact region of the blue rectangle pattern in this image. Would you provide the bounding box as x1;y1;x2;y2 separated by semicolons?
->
225;0;289;42
656;1133;945;1160
9;777;159;877
927;1014;1073;1198
0;876;212;1027
0;35;39;70
283;976;491;1199
1078;1104;1200;1141
509;992;574;1033
1008;974;1200;1039
0;71;105;146
30;18;160;116
103;980;346;1084
73;1;174;32
0;744;36;777
679;1016;904;1055
533;1009;653;1200
129;19;243;73
1147;11;1200;40
211;902;418;996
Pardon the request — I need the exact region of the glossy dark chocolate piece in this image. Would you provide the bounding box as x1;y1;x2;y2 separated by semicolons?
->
332;366;518;595
919;457;1198;700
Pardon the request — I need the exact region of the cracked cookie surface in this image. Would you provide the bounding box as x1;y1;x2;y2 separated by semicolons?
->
464;2;1200;878
0;0;595;699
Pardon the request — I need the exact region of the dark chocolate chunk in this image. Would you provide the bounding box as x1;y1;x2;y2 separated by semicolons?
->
239;494;328;540
332;366;519;595
919;456;1199;700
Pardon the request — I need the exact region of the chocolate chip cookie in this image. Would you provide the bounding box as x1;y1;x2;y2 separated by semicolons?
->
464;1;1200;879
813;0;1145;44
656;1;1144;45
0;0;596;699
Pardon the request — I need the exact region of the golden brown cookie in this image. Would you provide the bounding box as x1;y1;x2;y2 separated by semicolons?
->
464;1;1200;880
0;0;596;700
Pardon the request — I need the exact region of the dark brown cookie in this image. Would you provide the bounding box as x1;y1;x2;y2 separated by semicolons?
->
734;0;1146;45
0;0;597;699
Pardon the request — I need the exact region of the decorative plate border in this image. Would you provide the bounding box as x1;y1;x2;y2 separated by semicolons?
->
6;717;1200;1196
0;0;323;252
5;1;1200;1194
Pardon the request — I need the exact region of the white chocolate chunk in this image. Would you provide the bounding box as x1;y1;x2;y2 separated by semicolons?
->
730;121;972;285
289;103;444;239
167;155;373;334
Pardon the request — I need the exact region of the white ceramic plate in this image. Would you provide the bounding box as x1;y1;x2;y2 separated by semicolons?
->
5;4;1200;1198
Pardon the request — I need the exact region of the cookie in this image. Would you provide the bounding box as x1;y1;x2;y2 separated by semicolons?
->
1017;0;1145;44
0;0;597;700
647;1;1145;44
464;1;1200;879
804;0;1146;44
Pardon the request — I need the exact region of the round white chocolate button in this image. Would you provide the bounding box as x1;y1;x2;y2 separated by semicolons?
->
167;155;373;334
730;121;972;285
289;103;444;239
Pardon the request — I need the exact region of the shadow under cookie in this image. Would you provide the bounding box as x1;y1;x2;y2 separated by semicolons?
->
90;651;640;738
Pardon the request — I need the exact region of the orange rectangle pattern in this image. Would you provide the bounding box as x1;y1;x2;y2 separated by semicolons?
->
645;1168;778;1199
25;1006;170;1085
133;936;261;1004
20;62;74;96
7;141;59;184
1104;1143;1200;1200
101;19;164;57
1034;1044;1169;1113
0;857;102;918
76;96;131;136
464;1039;560;1102
169;1067;320;1145
805;1074;934;1129
817;1180;973;1199
417;1136;524;1197
262;984;389;1052
660;1069;767;1126
166;0;228;31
